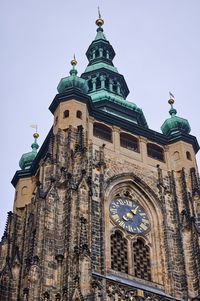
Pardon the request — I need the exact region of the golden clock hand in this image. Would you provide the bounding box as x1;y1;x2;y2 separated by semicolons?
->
123;215;129;221
123;212;134;221
131;206;139;215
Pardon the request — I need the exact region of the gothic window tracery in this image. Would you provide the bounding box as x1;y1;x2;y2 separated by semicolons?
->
110;230;128;273
133;238;151;281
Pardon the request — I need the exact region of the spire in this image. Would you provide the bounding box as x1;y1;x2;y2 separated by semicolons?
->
81;14;148;128
57;57;88;94
81;14;129;99
95;7;106;40
161;94;191;136
19;131;39;170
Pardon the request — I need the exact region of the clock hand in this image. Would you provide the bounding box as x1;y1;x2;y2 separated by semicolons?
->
123;216;129;221
123;211;135;221
131;206;138;215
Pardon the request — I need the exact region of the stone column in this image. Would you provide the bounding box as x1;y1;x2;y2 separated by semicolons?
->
92;78;96;91
139;136;148;164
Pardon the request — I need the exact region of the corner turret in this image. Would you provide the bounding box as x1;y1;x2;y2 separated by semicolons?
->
161;95;191;136
19;132;39;170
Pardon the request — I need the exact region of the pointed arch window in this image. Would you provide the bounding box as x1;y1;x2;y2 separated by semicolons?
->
147;143;164;162
111;231;128;273
133;238;151;281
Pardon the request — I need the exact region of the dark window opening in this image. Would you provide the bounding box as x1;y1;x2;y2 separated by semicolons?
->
147;143;164;162
186;151;192;161
95;49;99;58
103;49;107;58
113;81;117;93
96;77;101;90
63;110;69;118
93;123;112;142
76;110;82;119
111;231;128;273
133;239;151;281
120;133;139;152
105;77;109;90
88;80;93;92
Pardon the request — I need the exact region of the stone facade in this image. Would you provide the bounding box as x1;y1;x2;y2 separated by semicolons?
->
0;18;200;301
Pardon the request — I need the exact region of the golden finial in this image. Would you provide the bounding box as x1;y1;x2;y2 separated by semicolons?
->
33;132;39;139
96;7;104;27
71;54;77;66
30;125;39;139
168;92;175;106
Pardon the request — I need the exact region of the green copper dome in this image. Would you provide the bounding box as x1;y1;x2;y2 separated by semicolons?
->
19;133;39;170
57;59;88;94
161;99;191;136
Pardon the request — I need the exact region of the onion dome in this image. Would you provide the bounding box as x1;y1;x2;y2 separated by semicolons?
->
57;57;88;94
161;96;191;136
19;133;39;170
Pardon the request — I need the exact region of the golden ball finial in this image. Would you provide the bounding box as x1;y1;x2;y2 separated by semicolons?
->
168;98;175;106
71;57;77;66
96;18;104;27
33;132;39;139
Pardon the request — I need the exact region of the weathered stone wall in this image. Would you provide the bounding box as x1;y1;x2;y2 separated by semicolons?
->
0;111;200;301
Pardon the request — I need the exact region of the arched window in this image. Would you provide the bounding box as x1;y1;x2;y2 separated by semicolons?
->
63;110;69;118
186;151;192;161
120;133;139;152
76;110;82;119
88;79;93;92
147;143;164;162
111;231;128;273
173;151;180;161
96;77;101;90
93;123;112;142
133;238;151;281
112;81;117;93
103;49;107;58
21;186;28;196
95;49;99;58
105;77;109;90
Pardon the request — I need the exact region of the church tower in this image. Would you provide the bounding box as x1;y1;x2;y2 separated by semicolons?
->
0;14;200;301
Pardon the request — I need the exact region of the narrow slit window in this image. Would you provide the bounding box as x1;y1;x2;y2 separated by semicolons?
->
76;110;82;119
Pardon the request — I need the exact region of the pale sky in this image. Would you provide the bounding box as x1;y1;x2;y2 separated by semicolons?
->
1;0;200;237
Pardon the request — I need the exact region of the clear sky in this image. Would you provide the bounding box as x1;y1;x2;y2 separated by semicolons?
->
1;0;200;237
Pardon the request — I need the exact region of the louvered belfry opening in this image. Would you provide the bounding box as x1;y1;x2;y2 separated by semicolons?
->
110;231;128;273
133;238;151;281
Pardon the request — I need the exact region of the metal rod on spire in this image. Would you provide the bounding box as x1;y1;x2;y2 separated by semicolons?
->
98;6;101;19
169;91;175;99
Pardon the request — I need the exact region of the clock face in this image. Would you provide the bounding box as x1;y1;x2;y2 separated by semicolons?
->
109;197;150;234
